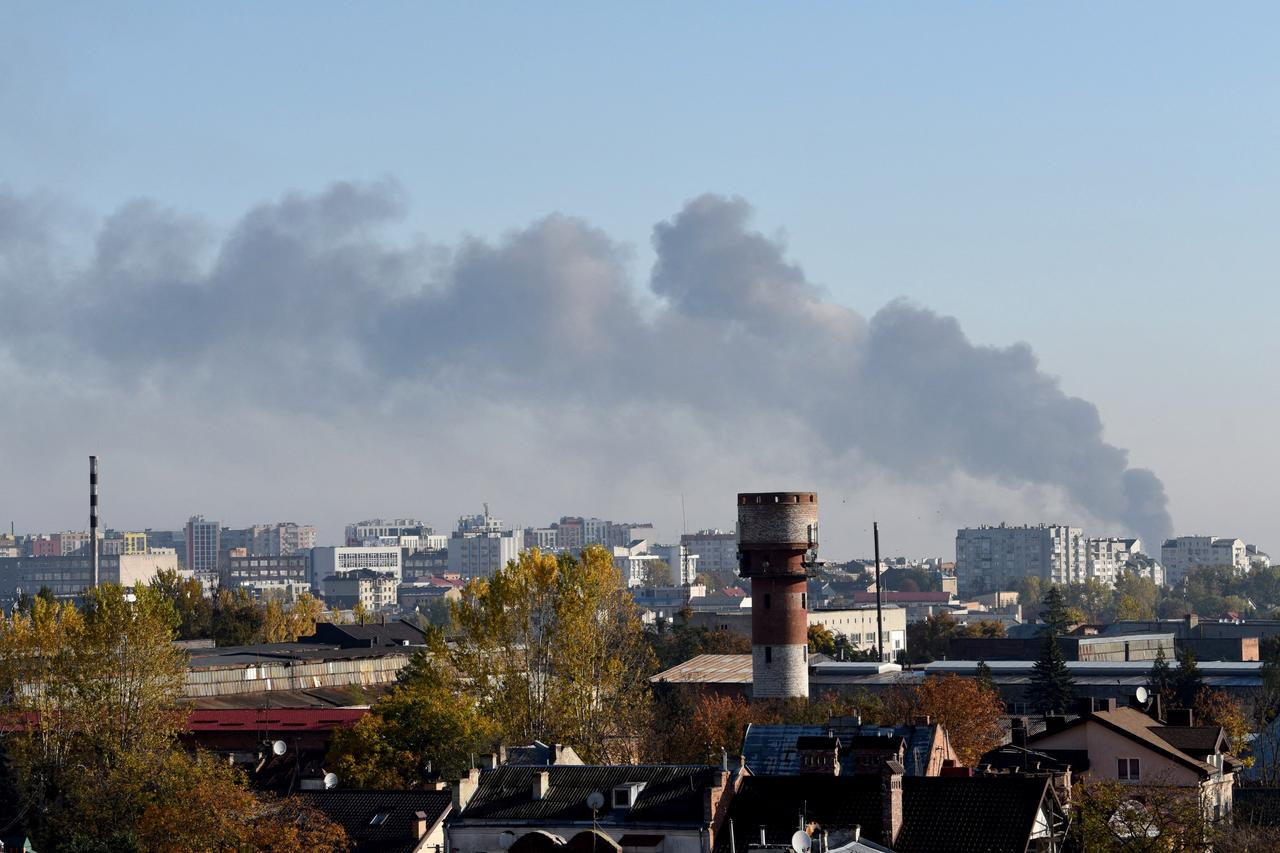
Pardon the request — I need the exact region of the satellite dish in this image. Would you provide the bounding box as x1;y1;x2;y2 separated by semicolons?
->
1135;686;1150;706
499;832;517;850
272;740;287;756
323;772;339;790
791;831;812;853
587;791;605;811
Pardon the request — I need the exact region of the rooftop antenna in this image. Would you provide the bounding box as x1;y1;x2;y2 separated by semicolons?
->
873;521;884;663
681;493;688;537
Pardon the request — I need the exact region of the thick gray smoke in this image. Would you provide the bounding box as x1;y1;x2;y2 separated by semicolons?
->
0;181;1172;547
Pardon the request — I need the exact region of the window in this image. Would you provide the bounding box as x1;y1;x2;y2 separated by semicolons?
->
801;593;807;609
1118;758;1140;781
765;646;772;663
763;593;771;609
370;812;390;826
613;786;634;808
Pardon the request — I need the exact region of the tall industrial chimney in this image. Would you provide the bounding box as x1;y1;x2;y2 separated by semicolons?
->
89;455;100;587
737;492;818;700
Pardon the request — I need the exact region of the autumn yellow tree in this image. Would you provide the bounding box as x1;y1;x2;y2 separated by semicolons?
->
1194;688;1253;766
885;673;1004;766
449;546;655;762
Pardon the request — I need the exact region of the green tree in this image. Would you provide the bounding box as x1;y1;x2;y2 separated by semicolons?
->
640;560;673;588
975;659;997;694
327;660;496;786
212;587;265;646
1014;575;1044;610
1038;585;1075;636
449;546;655;762
1072;780;1215;852
1029;634;1076;714
149;567;213;639
808;623;838;657
1172;645;1204;709
1147;645;1175;708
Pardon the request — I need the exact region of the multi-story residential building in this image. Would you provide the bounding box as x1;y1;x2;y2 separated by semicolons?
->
1248;545;1271;569
186;515;222;590
612;541;660;587
680;529;739;575
524;527;560;552
322;569;399;611
29;536;60;557
955;523;1086;595
582;517;611;546
145;529;186;565
609;522;656;548
310;546;402;596
403;548;449;582
554;517;584;552
0;535;19;559
650;543;700;586
249;522;317;556
1086;537;1143;586
345;518;429;546
221;553;311;600
0;551;181;600
447;530;521;579
1161;537;1250;585
58;530;94;556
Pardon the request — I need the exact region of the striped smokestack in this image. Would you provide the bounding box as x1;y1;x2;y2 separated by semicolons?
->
90;455;99;587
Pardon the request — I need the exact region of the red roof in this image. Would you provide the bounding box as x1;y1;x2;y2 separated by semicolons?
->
184;708;367;732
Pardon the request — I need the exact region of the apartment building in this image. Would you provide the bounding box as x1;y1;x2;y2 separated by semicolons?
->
1086;537;1143;586
323;569;399;611
680;529;739;575
311;546;402;596
1162;537;1249;584
955;524;1086;595
186;515;222;590
446;530;520;579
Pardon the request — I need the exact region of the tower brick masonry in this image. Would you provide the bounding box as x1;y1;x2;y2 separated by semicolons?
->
737;491;818;700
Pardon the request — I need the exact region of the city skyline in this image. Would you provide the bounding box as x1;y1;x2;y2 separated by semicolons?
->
3;5;1277;558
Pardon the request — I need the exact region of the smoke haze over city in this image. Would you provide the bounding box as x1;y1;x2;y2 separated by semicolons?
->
2;4;1276;557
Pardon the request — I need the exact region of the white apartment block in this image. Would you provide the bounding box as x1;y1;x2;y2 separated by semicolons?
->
613;542;660;588
323;569;399;610
311;546;402;596
344;518;428;546
1086;537;1143;586
447;530;521;579
186;515;222;591
809;606;907;660
1161;537;1249;584
525;527;560;552
680;529;739;576
582;518;611;547
955;524;1086;595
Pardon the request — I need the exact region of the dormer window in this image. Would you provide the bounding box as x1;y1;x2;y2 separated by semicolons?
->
613;783;645;809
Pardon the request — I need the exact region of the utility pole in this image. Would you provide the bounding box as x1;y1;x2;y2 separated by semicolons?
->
873;521;884;663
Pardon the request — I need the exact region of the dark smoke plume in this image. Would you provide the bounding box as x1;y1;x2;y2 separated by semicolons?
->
0;182;1173;547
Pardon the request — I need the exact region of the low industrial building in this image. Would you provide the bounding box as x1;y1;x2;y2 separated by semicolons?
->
949;633;1175;663
0;550;181;600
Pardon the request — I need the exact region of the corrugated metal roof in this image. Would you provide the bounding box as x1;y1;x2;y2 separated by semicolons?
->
649;654;753;684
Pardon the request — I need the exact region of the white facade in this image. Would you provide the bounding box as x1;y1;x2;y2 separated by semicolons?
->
612;541;659;587
679;529;738;575
1162;537;1249;584
955;524;1086;595
1086;537;1143;586
324;570;398;610
344;518;427;545
311;546;402;595
524;527;559;552
447;530;521;579
809;606;907;658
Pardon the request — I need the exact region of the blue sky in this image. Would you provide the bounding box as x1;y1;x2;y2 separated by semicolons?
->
2;3;1277;553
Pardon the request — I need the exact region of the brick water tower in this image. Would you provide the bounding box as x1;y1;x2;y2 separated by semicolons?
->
737;491;818;700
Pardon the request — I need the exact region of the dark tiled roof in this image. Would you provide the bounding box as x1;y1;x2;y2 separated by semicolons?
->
460;765;722;824
742;724;937;776
715;775;882;853
1152;725;1225;756
299;789;450;853
897;775;1050;853
301;620;428;647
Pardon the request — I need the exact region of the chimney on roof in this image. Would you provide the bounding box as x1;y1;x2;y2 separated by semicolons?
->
414;810;429;840
880;761;904;848
532;770;550;801
453;768;481;813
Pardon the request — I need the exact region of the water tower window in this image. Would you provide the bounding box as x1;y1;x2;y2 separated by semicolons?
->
763;593;772;609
